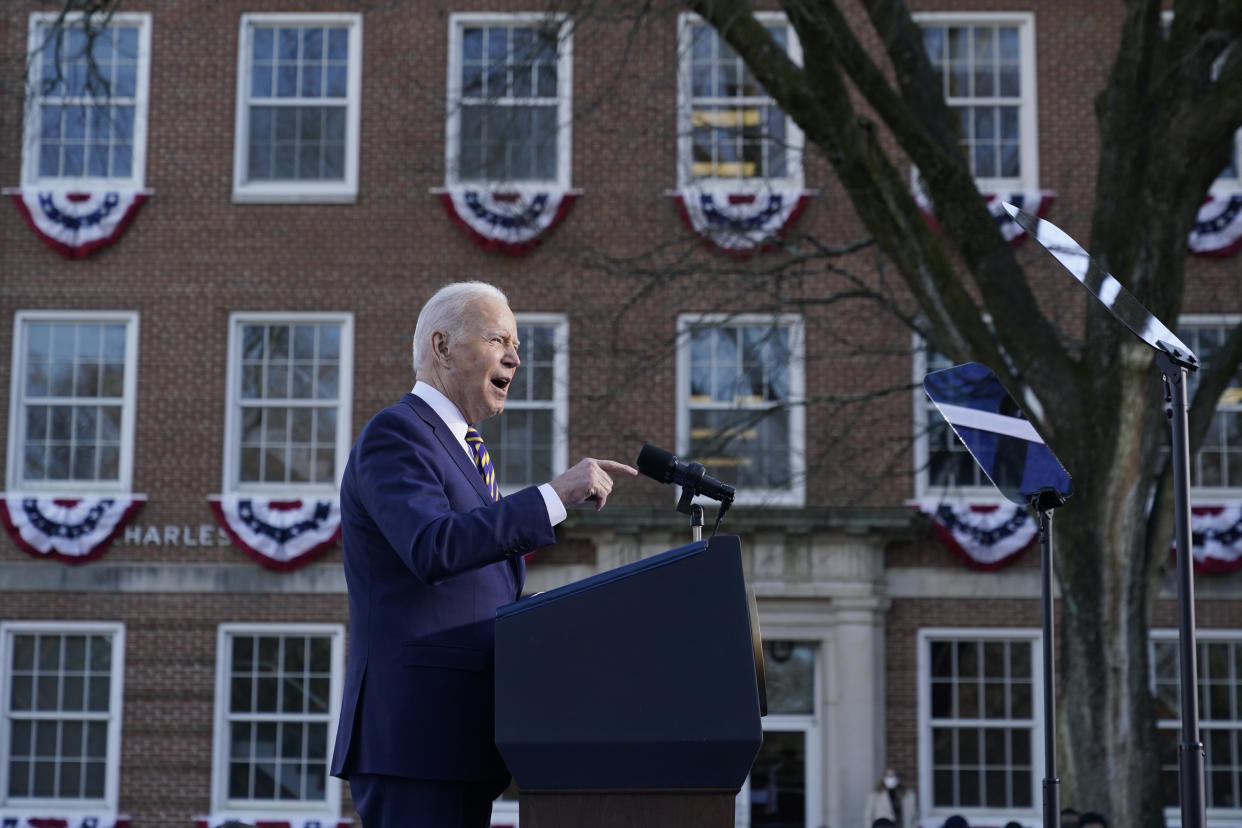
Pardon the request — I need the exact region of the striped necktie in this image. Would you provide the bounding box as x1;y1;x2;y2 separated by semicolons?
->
464;426;499;501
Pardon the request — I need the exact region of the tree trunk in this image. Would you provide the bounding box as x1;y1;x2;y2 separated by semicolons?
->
1056;340;1168;827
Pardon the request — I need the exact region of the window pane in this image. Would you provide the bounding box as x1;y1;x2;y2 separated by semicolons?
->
224;632;335;804
927;636;1035;808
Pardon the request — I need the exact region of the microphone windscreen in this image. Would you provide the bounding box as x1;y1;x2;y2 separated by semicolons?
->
636;443;676;481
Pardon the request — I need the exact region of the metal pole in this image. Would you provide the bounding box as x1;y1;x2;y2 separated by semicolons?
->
690;503;703;544
1158;352;1206;828
1037;505;1060;828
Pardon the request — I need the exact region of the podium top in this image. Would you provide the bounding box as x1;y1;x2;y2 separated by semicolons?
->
497;538;712;620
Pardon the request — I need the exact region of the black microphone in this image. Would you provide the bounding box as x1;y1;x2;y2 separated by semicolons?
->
636;444;735;504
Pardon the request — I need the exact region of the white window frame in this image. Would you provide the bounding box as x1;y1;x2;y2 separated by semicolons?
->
6;310;140;494
232;13;363;204
210;623;345;816
1152;628;1242;821
0;621;126;814
675;12;805;192
483;313;569;495
917;627;1044;826
444;12;574;189
912;12;1039;193
221;312;354;495
676;313;806;506
911;335;1006;503
21;12;152;191
1178;314;1242;496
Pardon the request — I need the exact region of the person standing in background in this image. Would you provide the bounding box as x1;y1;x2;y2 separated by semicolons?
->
863;766;917;828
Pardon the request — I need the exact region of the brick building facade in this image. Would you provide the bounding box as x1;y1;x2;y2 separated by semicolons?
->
2;1;1242;827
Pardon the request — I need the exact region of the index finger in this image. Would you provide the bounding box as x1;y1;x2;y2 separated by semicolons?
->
596;459;639;476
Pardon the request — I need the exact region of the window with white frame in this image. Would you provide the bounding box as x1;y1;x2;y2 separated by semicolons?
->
677;314;805;505
1178;317;1242;491
0;622;125;810
915;13;1039;192
212;624;344;814
677;14;804;189
1152;631;1242;813
741;640;821;828
477;314;568;492
445;13;573;187
232;13;362;203
22;12;151;190
223;314;353;494
6;312;139;493
919;630;1041;820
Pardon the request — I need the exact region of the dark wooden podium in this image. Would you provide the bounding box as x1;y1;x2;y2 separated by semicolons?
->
494;535;765;828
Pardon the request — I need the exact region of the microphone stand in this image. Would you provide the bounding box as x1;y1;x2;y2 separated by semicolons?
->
677;481;731;545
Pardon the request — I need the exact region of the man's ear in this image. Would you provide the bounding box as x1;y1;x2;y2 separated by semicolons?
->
432;330;452;364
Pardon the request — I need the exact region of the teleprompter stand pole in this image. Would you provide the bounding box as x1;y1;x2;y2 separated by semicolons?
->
1032;490;1065;828
1157;349;1206;828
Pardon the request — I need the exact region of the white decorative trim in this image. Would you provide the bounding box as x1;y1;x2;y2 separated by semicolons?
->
435;186;579;254
208;496;341;571
1189;192;1242;257
5;190;150;258
0;494;145;564
0;813;131;828
917;501;1037;570
673;182;810;254
194;817;348;828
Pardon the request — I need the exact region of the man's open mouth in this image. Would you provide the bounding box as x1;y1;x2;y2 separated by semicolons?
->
491;377;511;390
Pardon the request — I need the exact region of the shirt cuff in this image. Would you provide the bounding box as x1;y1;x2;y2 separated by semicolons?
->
538;483;567;526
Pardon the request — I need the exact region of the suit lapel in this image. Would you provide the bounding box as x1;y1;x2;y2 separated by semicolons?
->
404;393;527;592
403;394;494;505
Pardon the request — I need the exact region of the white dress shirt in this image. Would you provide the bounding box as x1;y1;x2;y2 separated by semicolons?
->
413;381;567;525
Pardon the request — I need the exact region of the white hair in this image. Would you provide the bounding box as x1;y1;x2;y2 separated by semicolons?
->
412;281;510;373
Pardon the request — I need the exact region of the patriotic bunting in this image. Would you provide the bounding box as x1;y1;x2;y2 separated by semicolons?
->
193;817;348;828
923;501;1242;574
920;501;1038;570
673;182;810;255
5;189;150;258
0;815;130;828
0;494;145;565
1181;504;1242;573
209;495;341;572
912;187;1055;246
435;186;579;255
1188;192;1242;257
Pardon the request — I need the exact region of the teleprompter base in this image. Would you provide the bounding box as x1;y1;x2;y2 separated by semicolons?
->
517;789;738;828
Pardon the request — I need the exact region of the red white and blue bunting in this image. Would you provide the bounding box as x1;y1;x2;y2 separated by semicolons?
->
435;186;579;255
209;496;341;572
920;501;1038;570
1181;504;1242;573
0;814;130;828
5;189;150;259
923;501;1242;574
913;188;1055;246
193;817;348;828
0;494;145;565
1188;192;1242;257
673;183;810;255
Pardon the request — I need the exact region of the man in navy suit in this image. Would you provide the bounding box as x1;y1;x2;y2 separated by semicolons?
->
330;281;636;827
